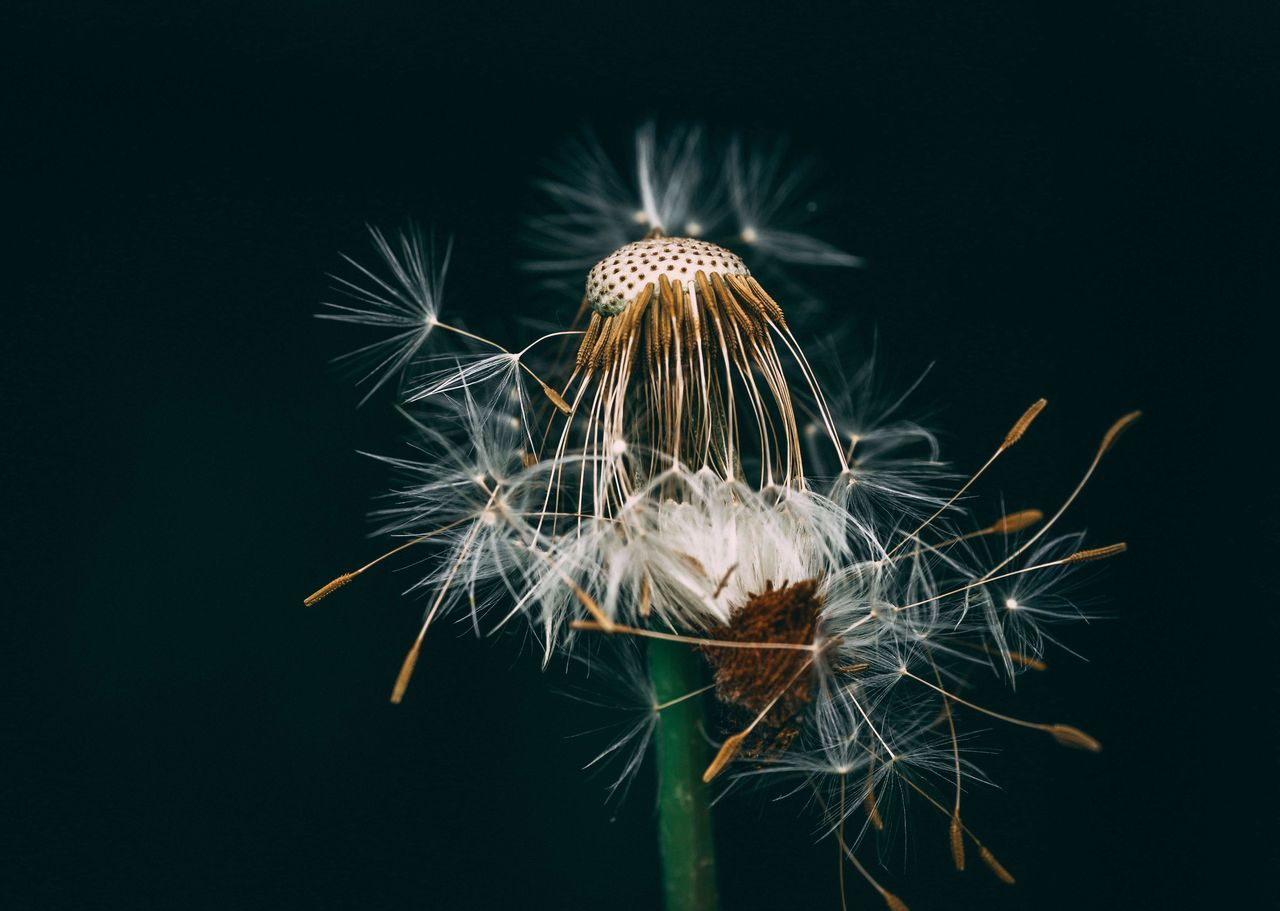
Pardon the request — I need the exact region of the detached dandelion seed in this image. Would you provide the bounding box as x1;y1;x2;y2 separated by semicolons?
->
306;124;1134;911
319;226;451;404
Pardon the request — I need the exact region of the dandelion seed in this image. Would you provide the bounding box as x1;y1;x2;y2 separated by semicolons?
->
319;226;450;403
727;135;863;268
527;123;860;297
980;845;1018;884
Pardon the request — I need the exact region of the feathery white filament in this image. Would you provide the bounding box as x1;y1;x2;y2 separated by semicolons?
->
319;227;450;404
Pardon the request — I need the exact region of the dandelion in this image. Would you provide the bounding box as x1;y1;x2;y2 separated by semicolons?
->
306;125;1135;911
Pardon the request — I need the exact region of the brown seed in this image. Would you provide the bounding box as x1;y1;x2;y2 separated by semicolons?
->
1062;542;1127;564
989;509;1043;534
1048;723;1102;752
949;815;966;871
979;846;1016;884
702;732;745;782
1100;410;1141;454
540;383;573;415
304;572;355;607
1002;398;1047;449
882;892;911;911
1004;649;1047;671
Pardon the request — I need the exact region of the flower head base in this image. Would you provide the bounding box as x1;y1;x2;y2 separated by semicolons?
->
586;237;749;316
700;579;825;758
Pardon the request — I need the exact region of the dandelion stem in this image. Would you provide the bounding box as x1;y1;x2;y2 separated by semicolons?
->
648;640;720;911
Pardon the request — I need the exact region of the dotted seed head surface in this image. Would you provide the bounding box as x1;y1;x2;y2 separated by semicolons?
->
586;237;750;316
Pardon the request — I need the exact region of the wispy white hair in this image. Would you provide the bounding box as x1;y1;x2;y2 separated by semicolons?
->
319;226;451;403
526;122;859;294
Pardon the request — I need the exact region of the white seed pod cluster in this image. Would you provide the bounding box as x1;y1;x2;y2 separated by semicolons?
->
312;123;1132;908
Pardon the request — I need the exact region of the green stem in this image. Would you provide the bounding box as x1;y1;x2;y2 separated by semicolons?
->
648;640;720;911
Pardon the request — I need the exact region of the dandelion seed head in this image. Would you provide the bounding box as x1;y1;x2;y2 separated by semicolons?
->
311;123;1131;907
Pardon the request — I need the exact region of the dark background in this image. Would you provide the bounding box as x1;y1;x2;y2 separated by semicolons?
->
6;2;1275;909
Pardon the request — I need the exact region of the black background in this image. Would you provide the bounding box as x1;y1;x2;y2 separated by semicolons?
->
7;3;1275;909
